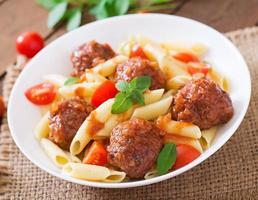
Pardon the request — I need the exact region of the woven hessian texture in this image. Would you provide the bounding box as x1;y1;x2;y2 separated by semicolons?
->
0;27;258;200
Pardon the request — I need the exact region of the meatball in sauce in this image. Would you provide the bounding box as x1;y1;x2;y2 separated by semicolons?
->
107;118;163;178
172;77;234;130
49;97;93;150
114;57;166;90
71;40;115;76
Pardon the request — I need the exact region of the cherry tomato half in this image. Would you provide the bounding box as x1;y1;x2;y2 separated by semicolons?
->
25;82;56;105
173;52;199;63
82;141;108;166
172;144;201;170
130;44;148;59
91;80;118;107
16;32;44;58
187;62;210;75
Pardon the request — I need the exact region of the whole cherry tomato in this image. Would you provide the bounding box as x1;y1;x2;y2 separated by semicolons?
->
16;32;44;58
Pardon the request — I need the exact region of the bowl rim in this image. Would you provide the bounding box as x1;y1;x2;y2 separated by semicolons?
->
7;13;251;188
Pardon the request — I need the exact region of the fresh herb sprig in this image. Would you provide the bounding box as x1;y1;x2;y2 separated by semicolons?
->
157;143;177;175
36;0;175;31
64;77;80;85
111;76;151;114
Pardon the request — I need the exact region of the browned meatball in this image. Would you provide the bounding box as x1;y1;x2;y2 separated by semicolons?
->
172;77;234;130
49;97;93;150
71;40;115;76
107;118;163;178
114;57;166;90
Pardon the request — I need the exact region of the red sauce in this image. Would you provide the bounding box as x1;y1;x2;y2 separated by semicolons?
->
88;112;104;136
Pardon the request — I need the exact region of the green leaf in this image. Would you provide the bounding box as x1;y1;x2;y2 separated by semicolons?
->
36;0;63;10
151;0;173;4
115;0;130;15
130;76;151;92
66;8;82;31
157;143;177;175
131;90;145;105
111;92;132;114
116;81;130;92
89;0;109;19
47;2;68;28
64;77;80;86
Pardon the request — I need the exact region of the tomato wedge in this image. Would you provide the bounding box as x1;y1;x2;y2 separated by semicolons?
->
82;141;108;166
25;82;55;105
172;144;201;170
173;52;199;63
91;80;118;107
130;44;148;59
187;62;210;75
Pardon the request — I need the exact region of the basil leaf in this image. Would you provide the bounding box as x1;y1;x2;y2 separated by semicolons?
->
115;0;130;15
157;143;177;175
89;0;109;19
64;77;80;86
66;8;82;31
131;76;151;92
116;81;130;92
151;0;172;4
111;92;132;114
47;2;68;28
131;90;145;105
36;0;63;10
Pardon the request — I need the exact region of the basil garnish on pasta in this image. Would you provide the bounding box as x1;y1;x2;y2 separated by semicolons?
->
64;77;80;86
157;143;177;175
111;76;151;114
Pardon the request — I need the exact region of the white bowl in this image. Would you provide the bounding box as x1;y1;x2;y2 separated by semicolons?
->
8;14;251;188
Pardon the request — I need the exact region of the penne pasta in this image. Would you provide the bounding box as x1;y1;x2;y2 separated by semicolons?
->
167;75;192;90
65;152;81;163
207;69;229;92
200;126;218;150
157;115;201;139
85;70;107;83
58;82;101;99
40;138;70;167
93;55;128;77
144;43;188;78
131;96;172;120
163;134;203;153
35;111;50;140
104;170;126;183
144;169;158;180
143;89;164;105
43;74;67;87
63;163;126;182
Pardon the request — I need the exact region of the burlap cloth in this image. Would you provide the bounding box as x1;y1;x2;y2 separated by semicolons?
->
0;27;257;200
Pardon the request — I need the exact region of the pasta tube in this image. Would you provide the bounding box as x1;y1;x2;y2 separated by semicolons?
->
131;96;172;120
200;126;218;149
164;134;203;153
143;89;164;105
63;163;126;182
93;55;128;77
43;74;67;87
167;75;192;90
35;111;50;140
40;138;70;167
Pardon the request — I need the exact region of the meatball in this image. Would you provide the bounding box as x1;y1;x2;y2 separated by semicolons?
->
107;118;163;178
114;57;166;90
71;40;115;76
172;77;234;130
49;97;93;150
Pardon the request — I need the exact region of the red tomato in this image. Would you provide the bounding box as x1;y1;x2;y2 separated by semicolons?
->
130;44;148;59
82;141;108;166
16;32;44;58
173;52;199;63
187;62;210;75
172;144;201;170
25;82;56;105
91;80;118;107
